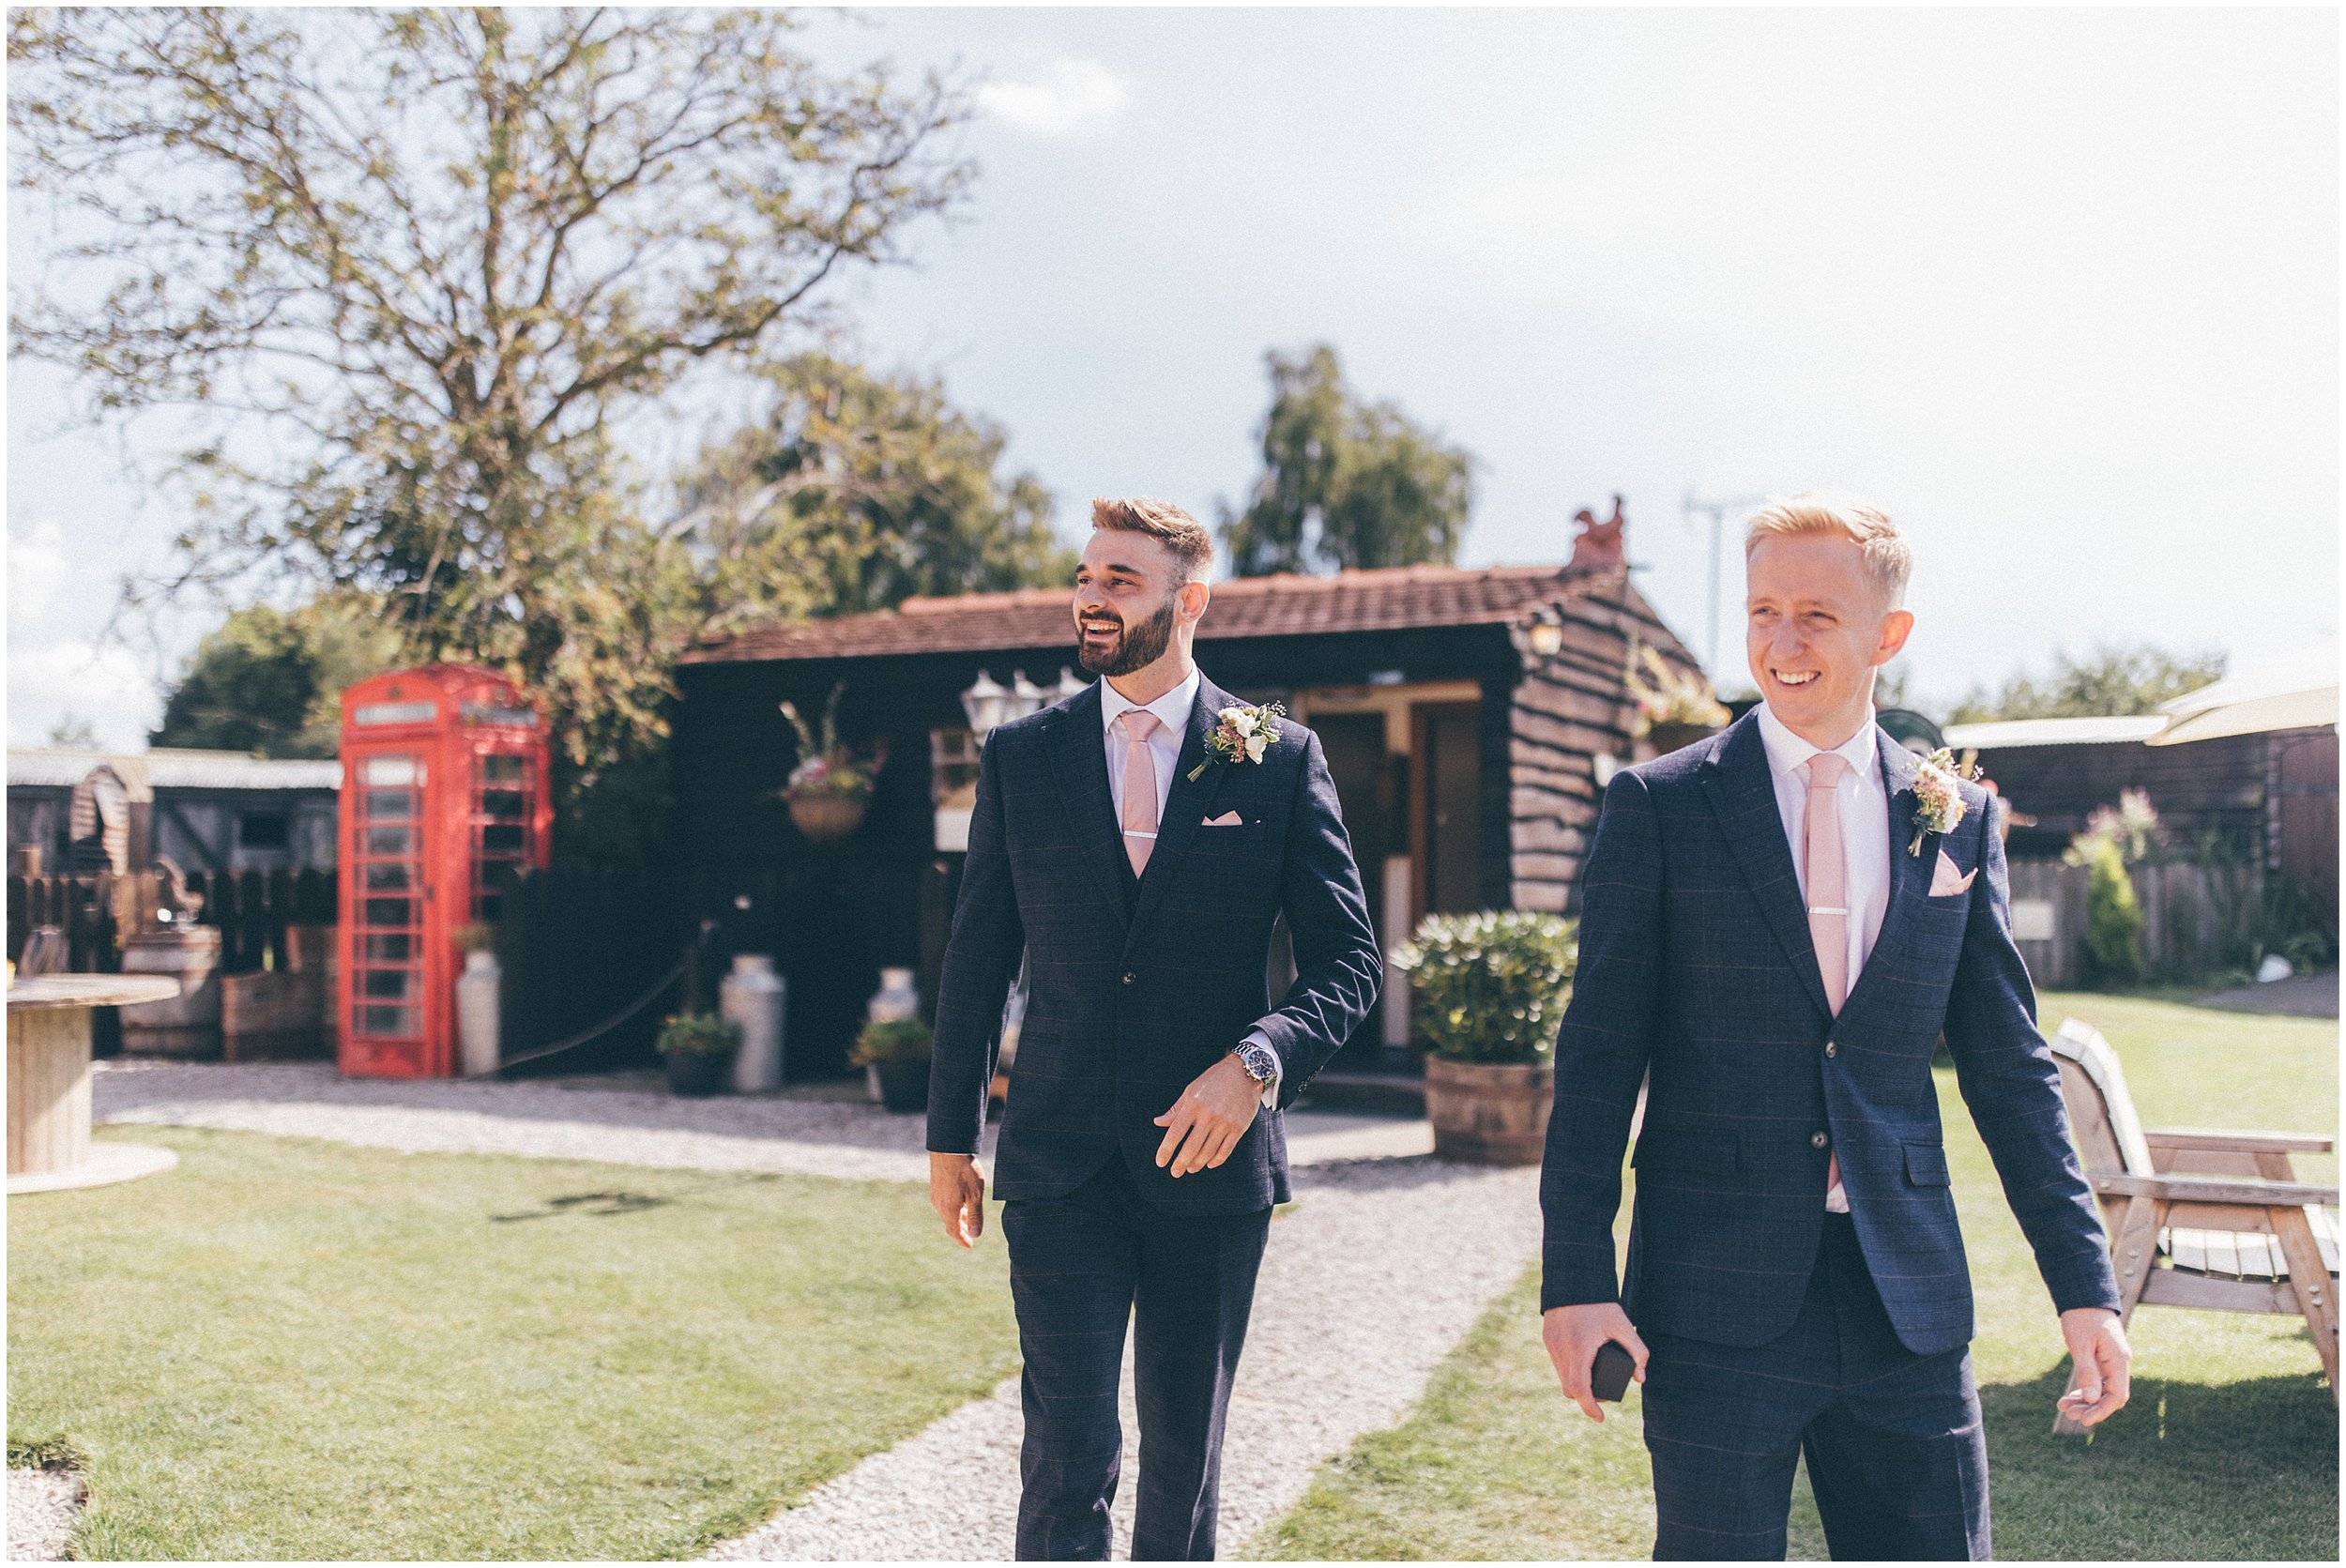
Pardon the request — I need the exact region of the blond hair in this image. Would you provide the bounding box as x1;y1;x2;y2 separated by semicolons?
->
1090;497;1214;580
1744;492;1912;609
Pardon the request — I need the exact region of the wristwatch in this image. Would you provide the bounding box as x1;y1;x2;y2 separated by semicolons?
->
1232;1040;1279;1086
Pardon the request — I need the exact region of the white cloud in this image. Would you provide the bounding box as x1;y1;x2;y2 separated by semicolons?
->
978;59;1129;137
8;519;160;749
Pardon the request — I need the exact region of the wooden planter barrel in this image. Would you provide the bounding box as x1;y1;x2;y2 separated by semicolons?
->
9;973;185;1194
1424;1057;1555;1165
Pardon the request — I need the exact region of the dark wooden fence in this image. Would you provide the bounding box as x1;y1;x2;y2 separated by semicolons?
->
2008;856;2265;990
494;861;693;1076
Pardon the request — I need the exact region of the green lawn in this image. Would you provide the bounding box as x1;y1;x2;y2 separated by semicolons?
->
1250;989;2340;1561
8;1127;1017;1560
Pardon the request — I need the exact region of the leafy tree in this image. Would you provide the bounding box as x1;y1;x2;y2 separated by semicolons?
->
150;598;407;758
678;355;1076;637
1947;646;2228;725
1220;344;1472;576
9;7;971;847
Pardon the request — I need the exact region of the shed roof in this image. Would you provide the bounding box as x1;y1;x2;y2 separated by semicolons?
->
683;561;1625;665
1941;717;2171;751
7;748;343;792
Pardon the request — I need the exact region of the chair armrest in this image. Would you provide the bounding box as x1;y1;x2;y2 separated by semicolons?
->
2143;1127;2335;1155
2092;1172;2340;1208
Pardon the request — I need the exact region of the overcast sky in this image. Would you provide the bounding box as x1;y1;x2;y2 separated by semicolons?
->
8;5;2338;750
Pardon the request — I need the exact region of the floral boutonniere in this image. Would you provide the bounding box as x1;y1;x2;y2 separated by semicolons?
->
1188;701;1287;782
1906;746;1978;855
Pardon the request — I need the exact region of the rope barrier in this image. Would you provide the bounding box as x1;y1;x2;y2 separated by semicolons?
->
486;954;689;1075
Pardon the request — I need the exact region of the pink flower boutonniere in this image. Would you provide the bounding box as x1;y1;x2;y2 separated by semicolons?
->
1187;702;1286;783
1907;746;1977;856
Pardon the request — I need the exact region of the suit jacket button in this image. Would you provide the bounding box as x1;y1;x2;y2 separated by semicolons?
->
1811;1131;1829;1149
1824;1042;1838;1058
1121;970;1136;986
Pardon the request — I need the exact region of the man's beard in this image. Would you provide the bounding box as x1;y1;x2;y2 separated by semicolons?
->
1075;591;1179;677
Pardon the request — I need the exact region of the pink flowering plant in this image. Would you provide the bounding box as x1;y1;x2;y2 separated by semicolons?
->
1187;701;1286;783
779;682;886;800
1907;746;1977;855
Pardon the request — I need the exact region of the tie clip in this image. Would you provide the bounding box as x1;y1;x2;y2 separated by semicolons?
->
1808;906;1848;916
1122;829;1157;839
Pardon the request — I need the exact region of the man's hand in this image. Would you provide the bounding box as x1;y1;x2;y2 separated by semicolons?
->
929;1152;987;1247
1152;1055;1262;1178
2056;1306;2132;1427
1542;1302;1651;1423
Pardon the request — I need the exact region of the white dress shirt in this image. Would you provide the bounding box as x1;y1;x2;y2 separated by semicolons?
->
1097;667;1279;1109
1755;702;1889;1212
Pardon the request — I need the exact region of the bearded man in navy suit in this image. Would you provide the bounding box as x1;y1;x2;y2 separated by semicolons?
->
1539;494;2134;1560
926;496;1381;1561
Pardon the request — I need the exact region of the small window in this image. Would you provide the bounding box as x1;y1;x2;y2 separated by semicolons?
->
237;813;291;849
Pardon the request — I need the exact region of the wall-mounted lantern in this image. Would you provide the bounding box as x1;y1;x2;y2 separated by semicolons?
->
959;669;1011;741
1526;608;1567;659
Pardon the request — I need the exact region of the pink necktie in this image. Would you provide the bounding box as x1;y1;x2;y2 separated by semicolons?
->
1117;710;1162;876
1804;751;1849;1209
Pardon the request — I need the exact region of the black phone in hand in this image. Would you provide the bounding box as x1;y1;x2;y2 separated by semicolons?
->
1591;1340;1636;1402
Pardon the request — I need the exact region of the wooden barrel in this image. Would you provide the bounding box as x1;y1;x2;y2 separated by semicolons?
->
118;926;225;1057
1424;1057;1555;1165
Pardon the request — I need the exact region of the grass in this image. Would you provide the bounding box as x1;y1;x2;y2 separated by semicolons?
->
1249;989;2339;1560
8;1126;1017;1560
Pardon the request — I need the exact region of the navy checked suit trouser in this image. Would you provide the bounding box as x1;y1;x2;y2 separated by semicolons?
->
1002;1156;1272;1561
1640;1214;1990;1561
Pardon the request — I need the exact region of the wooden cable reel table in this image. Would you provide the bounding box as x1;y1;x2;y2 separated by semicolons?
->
8;974;184;1195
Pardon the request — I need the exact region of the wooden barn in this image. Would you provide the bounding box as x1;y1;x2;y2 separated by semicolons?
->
671;516;1713;1082
8;748;340;878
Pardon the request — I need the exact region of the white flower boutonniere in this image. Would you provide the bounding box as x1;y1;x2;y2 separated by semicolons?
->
1907;746;1977;856
1188;701;1287;783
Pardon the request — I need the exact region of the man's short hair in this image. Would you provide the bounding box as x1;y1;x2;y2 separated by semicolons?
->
1090;497;1214;582
1744;492;1912;610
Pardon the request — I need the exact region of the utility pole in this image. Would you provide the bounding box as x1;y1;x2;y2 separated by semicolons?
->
1682;489;1771;677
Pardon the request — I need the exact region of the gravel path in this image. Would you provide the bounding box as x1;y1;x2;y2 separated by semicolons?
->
8;1469;84;1561
710;1155;1542;1561
90;1060;1431;1178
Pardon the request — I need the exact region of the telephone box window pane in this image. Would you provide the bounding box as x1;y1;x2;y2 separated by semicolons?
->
365;827;414;856
358;1005;418;1037
361;969;415;1000
480;824;526;854
475;892;504;921
364;863;412;891
481;755;526;784
363;897;413;927
362;756;419;787
362;933;413;963
479;860;523;891
364;790;413;820
480;789;527;820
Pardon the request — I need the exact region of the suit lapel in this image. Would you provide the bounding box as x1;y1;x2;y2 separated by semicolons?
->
1124;676;1233;955
1043;684;1135;927
1838;732;1929;1023
1701;714;1835;1021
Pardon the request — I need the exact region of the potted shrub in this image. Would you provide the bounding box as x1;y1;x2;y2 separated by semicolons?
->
852;1016;933;1114
657;1012;740;1097
779;682;886;841
1623;638;1730;758
1394;909;1578;1165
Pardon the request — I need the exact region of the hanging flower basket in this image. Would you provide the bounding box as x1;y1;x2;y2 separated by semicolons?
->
788;792;868;841
778;681;885;843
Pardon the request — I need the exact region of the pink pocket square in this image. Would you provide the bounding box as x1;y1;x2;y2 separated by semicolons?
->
1204;810;1244;827
1929;849;1977;897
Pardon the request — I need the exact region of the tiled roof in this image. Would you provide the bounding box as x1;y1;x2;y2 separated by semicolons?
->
684;562;1622;664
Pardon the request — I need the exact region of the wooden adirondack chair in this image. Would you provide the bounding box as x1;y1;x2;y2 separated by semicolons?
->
2047;1017;2339;1435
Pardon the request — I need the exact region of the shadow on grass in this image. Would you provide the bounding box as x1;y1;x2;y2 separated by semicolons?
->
1977;1364;2338;1560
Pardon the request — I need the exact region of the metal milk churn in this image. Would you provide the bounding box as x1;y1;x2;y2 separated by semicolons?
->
457;949;502;1077
723;953;787;1092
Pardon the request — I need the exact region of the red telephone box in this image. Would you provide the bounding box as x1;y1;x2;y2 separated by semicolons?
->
336;664;553;1078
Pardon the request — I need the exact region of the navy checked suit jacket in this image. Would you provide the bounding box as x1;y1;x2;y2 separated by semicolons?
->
926;673;1381;1216
1539;711;2120;1354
